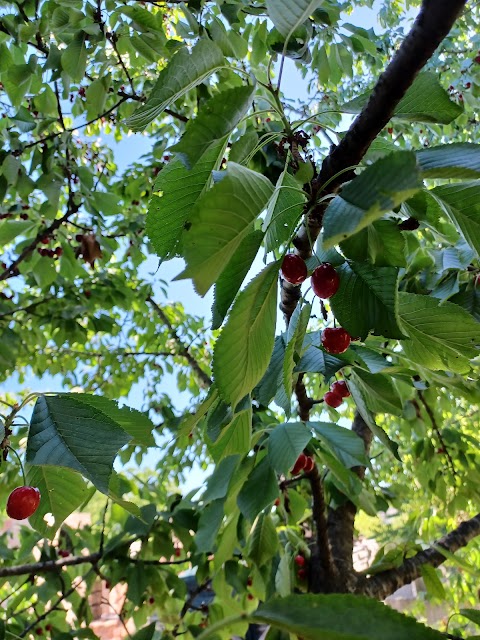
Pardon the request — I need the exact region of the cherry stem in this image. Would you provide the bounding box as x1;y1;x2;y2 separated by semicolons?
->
8;447;27;486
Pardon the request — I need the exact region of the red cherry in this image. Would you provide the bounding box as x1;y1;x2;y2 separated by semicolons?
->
281;254;307;285
474;55;480;64
331;380;350;398
297;569;307;580
321;327;351;354
148;596;155;604
303;457;315;473
294;555;305;567
175;548;181;557
247;593;254;601
466;82;471;89
55;247;63;256
59;550;70;558
40;237;49;244
387;127;393;134
6;486;41;520
45;625;52;632
274;498;280;507
84;290;91;298
247;577;253;587
324;391;343;408
36;629;43;636
291;453;307;475
311;263;340;299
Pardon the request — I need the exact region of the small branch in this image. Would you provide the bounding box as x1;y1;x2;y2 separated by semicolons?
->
418;391;456;476
362;512;480;599
309;464;336;592
0;208;78;282
147;296;212;388
19;569;94;637
0;552;101;579
294;374;315;421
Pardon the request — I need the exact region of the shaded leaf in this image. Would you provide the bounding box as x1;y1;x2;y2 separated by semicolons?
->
268;422;312;474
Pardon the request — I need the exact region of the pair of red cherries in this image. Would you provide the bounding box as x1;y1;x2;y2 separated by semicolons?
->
281;254;352;355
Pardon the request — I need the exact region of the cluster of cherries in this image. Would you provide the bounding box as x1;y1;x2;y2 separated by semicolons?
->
280;254;352;355
6;486;41;520
294;554;307;581
323;379;351;408
291;452;315;475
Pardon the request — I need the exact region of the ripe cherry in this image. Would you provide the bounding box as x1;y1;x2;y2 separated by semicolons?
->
247;593;254;601
40;237;49;245
247;576;253;587
148;596;155;604
311;263;340;299
387;127;393;134
6;486;41;520
321;327;351;354
294;555;305;567
291;453;307;475
297;569;307;580
324;391;342;408
475;55;480;64
303;456;315;473
45;625;52;632
59;549;70;558
331;380;350;398
175;548;181;557
274;498;280;507
36;629;43;636
281;254;307;285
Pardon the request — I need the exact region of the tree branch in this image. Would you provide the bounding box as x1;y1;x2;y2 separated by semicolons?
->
361;513;480;600
147;295;212;388
308;464;336;592
0;552;102;579
281;0;468;323
326;412;373;592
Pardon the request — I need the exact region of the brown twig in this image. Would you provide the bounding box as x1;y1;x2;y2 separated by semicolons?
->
418;391;457;476
147;296;212;388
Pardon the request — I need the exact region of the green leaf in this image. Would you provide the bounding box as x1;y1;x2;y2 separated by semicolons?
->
63;393;155;447
350;370;403;416
61;31;88;82
237;457;278;521
125;39;225;130
430;182;480;259
283;303;311;400
309;422;369;468
131;623;157;640
213;262;279;408
341;73;463;124
253;594;446;639
398;292;480;374
171;85;254;169
417;143;480;179
295;342;348;380
146;140;226;261
208;404;252;461
247;512;279;567
341;220;406;268
348;379;400;459
179;163;274;295
322;151;422;248
459;609;480;627
211;229;264;330
256;336;286;406
179;386;219;438
263;168;306;254
350;345;392;374
450;287;480;322
11;106;36;133
203;455;240;503
330;262;405;340
268;422;312;474
4;64;33;107
26;395;132;494
0;220;33;246
266;0;323;39
27;466;94;538
195;498;225;552
420;565;446;600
